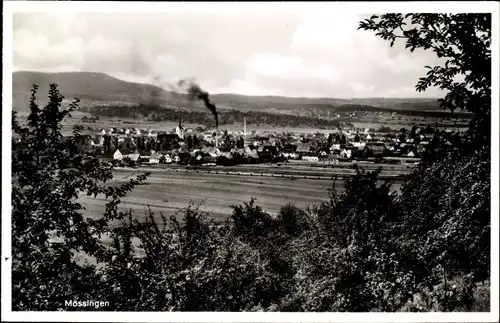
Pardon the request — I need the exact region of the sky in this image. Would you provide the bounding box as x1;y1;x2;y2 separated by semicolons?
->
12;8;446;98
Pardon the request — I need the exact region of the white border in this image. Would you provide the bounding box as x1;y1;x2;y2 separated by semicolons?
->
489;0;500;317
2;1;500;14
2;2;14;320
2;1;499;322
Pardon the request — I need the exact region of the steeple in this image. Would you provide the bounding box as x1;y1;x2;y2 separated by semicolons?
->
176;118;184;138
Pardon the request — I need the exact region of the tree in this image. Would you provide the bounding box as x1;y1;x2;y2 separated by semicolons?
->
359;13;491;303
103;135;111;153
327;133;334;145
359;13;491;147
187;135;193;150
193;135;200;148
410;125;418;137
11;84;149;310
378;126;393;133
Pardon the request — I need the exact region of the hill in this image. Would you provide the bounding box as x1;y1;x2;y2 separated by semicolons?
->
12;71;470;118
210;94;442;111
12;71;175;110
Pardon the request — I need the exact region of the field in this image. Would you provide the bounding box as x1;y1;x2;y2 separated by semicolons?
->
50;114;468;137
78;167;405;224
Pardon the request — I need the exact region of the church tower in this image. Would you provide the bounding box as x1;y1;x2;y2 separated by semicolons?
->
176;118;184;138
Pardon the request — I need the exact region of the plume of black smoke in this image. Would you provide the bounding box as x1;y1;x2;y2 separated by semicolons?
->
151;76;219;130
177;79;218;129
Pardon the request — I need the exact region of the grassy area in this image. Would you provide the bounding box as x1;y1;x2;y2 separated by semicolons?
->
79;169;336;222
78;168;404;223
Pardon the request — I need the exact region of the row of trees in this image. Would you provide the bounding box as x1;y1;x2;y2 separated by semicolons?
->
83;104;343;129
11;13;491;312
96;134;207;155
81;115;99;123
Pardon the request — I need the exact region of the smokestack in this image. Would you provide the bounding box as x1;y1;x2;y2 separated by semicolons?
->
244;112;247;136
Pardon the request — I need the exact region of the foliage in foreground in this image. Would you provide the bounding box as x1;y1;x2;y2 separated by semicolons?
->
11;12;491;312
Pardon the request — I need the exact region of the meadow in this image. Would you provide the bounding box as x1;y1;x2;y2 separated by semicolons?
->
78;167;404;223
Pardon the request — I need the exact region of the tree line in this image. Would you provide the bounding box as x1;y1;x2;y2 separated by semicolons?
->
82;104;343;129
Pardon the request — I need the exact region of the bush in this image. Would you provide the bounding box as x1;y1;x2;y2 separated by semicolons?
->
11;84;149;310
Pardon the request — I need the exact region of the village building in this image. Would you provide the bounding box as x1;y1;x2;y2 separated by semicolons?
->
317;149;329;157
283;144;298;159
201;155;217;165
340;149;352;159
296;143;313;158
128;150;141;162
163;154;172;163
113;149;123;161
365;143;386;157
149;151;162;164
303;155;319;162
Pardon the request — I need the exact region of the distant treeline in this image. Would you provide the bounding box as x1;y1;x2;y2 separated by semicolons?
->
336;104;474;119
83;104;343;129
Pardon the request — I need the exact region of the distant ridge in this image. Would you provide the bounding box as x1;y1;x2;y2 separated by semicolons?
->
12;71;175;109
12;71;466;117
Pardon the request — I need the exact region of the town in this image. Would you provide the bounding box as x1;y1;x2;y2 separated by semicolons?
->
73;117;444;168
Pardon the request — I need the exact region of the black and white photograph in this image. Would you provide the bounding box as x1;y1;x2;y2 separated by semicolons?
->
2;1;499;321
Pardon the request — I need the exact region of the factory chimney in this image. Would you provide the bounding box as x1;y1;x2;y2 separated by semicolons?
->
244;112;247;136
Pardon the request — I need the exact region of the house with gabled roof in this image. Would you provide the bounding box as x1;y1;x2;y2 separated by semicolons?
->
317;148;329;157
296;143;313;156
128;149;140;162
172;154;181;163
114;148;133;161
113;149;123;161
201;155;217;165
340;149;352;159
303;155;319;162
149;151;162;164
283;144;297;159
329;144;341;152
364;143;386;157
